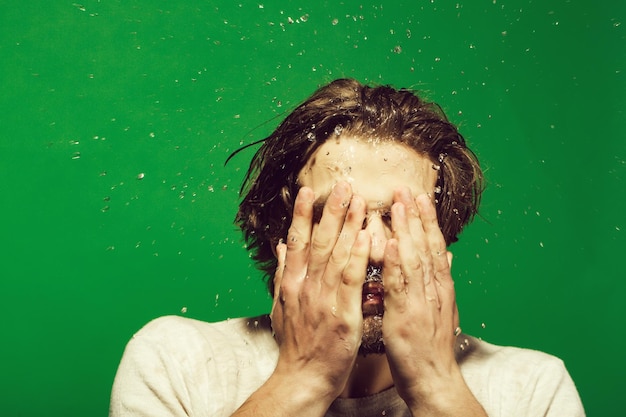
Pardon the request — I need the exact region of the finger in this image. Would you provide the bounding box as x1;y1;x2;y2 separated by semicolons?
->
416;194;450;284
393;187;428;255
416;194;457;313
381;238;409;312
415;194;459;331
273;242;287;305
307;181;353;281
390;201;428;301
452;300;460;334
284;187;316;274
446;251;458;327
281;187;315;304
446;250;460;337
323;194;367;288
270;242;287;342
337;229;371;319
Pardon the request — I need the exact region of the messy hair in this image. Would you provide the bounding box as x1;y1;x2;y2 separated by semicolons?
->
235;78;483;292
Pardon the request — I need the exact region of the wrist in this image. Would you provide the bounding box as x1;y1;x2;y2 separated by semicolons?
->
262;367;339;415
400;369;486;417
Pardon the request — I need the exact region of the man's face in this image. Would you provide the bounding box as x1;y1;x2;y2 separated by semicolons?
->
297;136;437;354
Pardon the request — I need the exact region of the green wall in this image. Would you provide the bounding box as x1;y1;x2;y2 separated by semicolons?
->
1;1;624;415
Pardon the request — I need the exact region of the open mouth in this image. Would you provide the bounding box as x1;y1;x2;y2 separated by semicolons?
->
362;265;384;314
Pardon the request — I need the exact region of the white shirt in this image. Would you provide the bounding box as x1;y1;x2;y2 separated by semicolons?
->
110;315;585;417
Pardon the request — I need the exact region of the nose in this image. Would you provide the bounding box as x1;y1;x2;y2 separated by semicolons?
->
363;211;392;265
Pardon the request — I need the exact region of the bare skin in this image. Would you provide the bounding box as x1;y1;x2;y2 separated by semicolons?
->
232;138;487;416
234;184;368;417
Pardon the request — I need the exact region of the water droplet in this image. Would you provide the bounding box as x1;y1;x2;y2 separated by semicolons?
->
101;205;110;212
393;45;402;54
434;186;442;194
331;18;339;25
181;306;188;314
481;322;486;329
71;152;81;160
137;172;145;180
208;185;215;192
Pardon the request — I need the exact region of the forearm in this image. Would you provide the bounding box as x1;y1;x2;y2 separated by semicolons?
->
404;371;488;417
231;371;336;417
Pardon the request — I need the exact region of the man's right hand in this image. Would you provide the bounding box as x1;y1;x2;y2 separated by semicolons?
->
272;181;370;399
233;182;370;417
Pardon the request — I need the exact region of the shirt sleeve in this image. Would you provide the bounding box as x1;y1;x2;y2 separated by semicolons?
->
109;315;276;417
109;317;212;417
517;356;585;417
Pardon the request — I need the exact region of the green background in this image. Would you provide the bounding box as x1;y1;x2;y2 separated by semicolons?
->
1;1;624;416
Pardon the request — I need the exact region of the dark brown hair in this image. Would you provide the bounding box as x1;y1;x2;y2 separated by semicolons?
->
236;78;483;292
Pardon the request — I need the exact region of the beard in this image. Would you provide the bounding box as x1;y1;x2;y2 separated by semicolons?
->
359;314;385;355
358;265;386;356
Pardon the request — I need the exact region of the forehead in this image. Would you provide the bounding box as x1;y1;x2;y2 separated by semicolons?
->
298;136;437;205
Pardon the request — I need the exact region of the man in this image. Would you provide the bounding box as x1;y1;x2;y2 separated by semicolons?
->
110;79;585;416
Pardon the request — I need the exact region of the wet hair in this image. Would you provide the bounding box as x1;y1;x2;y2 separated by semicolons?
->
235;78;483;292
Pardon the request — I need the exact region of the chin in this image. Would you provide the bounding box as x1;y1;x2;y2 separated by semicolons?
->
359;314;385;355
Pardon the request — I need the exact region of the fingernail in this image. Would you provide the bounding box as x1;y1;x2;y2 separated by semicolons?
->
297;187;315;204
396;202;406;218
332;181;349;195
416;193;430;205
332;182;351;207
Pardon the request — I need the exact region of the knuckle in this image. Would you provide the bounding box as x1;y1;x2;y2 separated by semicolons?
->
279;280;297;299
310;236;332;253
